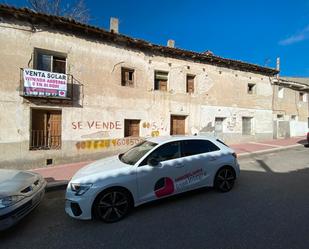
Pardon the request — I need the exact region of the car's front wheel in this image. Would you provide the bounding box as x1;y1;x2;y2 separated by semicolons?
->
93;188;132;223
214;167;236;192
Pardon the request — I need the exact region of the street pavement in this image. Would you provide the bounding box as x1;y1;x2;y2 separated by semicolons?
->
1;145;309;249
32;136;307;188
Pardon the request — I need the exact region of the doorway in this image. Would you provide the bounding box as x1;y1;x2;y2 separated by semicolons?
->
170;115;186;135
30;109;62;150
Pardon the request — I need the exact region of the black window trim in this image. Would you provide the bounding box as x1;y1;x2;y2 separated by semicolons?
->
34;48;67;73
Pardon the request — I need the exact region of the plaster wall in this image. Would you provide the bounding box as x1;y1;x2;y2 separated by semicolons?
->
0;21;275;169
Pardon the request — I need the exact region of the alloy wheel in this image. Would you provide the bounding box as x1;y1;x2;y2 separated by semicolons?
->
215;167;236;192
96;190;130;222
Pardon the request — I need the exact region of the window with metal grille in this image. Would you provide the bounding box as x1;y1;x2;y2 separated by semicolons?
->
121;67;134;87
154;71;168;91
186;75;195;93
35;49;66;74
242;117;252;135
30;109;62;150
124;119;140;137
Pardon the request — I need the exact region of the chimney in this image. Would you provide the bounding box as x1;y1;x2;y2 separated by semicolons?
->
110;17;119;33
167;39;175;48
276;57;280;79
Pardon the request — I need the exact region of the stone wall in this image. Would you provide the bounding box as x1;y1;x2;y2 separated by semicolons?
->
0;20;275;169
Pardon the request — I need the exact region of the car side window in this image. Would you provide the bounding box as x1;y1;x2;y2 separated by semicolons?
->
181;140;219;157
140;142;181;166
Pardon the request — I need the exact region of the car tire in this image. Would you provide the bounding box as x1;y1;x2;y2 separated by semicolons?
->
93;188;132;223
214;167;236;192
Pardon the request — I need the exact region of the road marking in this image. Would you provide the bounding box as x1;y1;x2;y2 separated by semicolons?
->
249;142;283;148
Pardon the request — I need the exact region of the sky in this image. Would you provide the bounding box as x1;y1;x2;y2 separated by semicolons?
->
2;0;309;76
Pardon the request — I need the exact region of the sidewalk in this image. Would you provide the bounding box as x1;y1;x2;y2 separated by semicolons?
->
32;136;307;190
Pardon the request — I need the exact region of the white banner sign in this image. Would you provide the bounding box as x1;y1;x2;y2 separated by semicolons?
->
23;68;67;97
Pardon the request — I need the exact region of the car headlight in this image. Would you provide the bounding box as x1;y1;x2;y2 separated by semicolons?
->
70;183;93;196
0;195;25;209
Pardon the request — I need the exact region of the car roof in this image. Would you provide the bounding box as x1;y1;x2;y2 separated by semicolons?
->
146;135;218;145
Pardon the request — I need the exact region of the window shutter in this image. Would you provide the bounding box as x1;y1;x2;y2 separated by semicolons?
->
187;76;194;93
159;80;167;91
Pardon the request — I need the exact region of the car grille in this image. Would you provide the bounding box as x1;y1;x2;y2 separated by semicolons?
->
0;198;36;221
21;179;42;194
12;200;33;219
0;191;44;221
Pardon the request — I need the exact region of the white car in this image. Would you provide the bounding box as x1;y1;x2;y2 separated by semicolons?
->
65;136;240;223
0;169;46;230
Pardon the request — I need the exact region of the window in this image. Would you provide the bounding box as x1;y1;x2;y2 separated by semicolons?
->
242;117;252;135
215;117;225;133
299;92;307;102
278;86;284;98
277;114;284;120
143;142;181;164
121;68;134;87
291;115;297;121
120;141;157;165
247;83;256;94
30;109;62;150
186;75;195;93
154;71;168;91
35;50;66;74
181;140;219;157
124;119;140;137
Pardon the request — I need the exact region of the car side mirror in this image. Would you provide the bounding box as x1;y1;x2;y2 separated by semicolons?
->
148;158;160;167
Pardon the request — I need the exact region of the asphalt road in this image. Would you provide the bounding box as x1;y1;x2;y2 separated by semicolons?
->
1;146;309;249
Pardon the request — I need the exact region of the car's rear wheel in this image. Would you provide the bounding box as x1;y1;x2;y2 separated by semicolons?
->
93;188;131;223
214;167;236;192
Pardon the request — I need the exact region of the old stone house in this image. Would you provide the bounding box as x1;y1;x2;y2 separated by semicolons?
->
0;5;306;169
272;77;309;138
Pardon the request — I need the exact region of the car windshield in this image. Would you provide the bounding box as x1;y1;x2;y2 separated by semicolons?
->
120;141;158;165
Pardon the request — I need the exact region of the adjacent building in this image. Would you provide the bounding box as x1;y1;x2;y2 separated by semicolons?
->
0;5;307;169
272;77;309;138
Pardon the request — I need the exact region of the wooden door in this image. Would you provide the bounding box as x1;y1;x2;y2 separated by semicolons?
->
125;119;140;137
170;115;186;135
47;111;62;149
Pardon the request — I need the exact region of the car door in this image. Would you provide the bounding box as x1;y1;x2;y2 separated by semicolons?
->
136;141;186;203
179;139;221;190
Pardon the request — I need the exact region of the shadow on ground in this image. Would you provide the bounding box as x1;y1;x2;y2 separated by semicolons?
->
297;139;308;147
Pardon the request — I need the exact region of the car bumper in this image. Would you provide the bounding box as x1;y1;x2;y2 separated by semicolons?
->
65;189;96;220
0;180;46;231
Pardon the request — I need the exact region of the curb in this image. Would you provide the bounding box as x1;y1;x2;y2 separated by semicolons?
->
45;180;68;192
237;143;304;159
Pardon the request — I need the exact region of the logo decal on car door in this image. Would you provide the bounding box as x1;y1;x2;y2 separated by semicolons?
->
154;177;175;198
175;168;207;190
